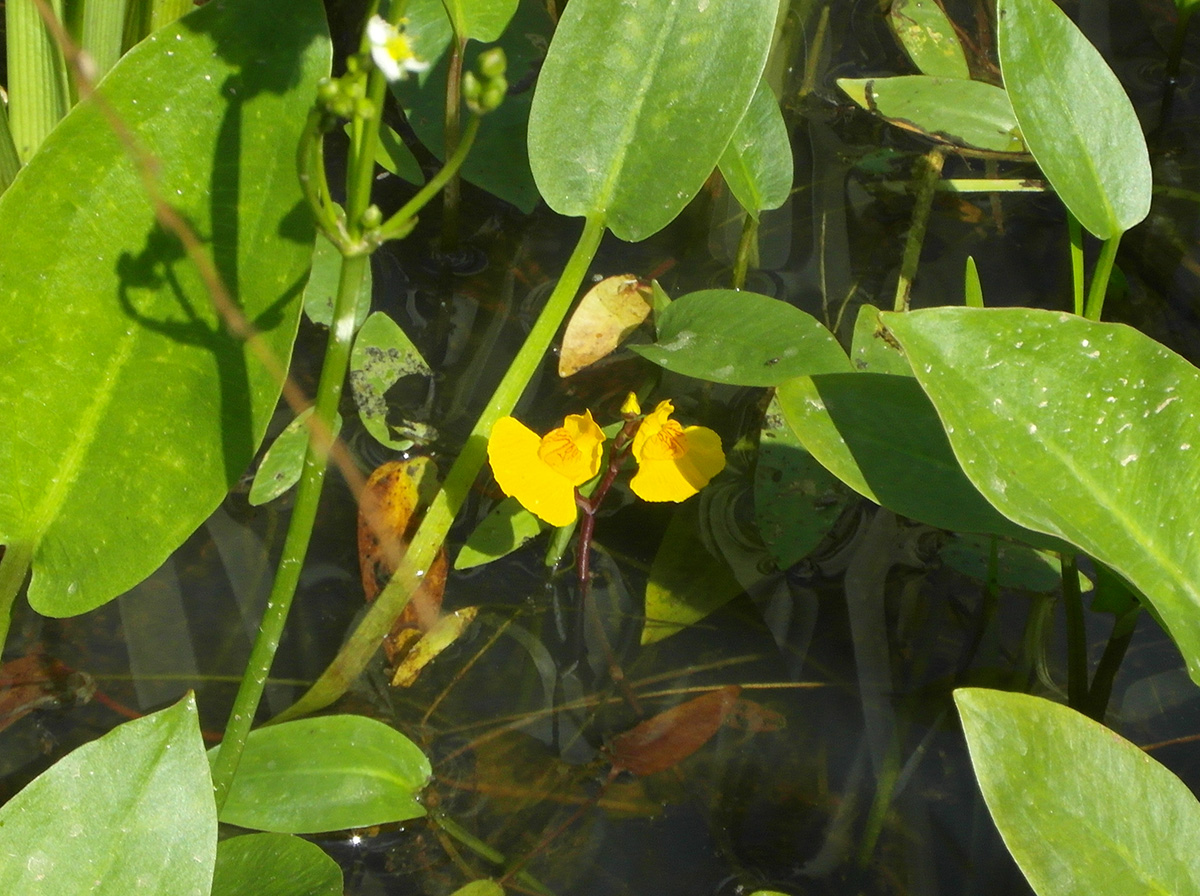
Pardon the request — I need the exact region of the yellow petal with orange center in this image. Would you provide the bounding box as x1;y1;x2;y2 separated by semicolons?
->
630;402;725;503
537;410;605;485
487;416;580;527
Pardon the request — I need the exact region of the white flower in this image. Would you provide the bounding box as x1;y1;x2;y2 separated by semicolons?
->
366;15;429;82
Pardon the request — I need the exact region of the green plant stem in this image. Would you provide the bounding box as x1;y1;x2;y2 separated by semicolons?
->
431;811;553;896
892;148;944;312
0;542;33;652
1068;212;1084;316
276;213;609;721
6;0;71;162
1084;607;1139;721
439;35;466;253
381;114;481;242
210;252;370;808
1061;553;1088;712
347;70;390;231
1082;232;1121;321
731;212;757;290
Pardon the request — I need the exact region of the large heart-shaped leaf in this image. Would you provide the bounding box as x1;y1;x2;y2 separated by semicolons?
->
998;0;1151;238
633;290;852;386
0;0;330;616
957;688;1200;896
213;715;432;833
528;0;776;240
886;307;1200;680
0;694;215;894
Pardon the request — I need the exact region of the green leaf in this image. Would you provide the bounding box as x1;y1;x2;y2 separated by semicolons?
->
964;255;984;307
777;372;1055;544
0;102;22;195
249;408;345;507
838;76;1024;153
445;0;519;43
78;0;130;81
303;233;373;329
643;500;743;644
450;882;505;896
455;495;545;569
0;694;215;895
342;121;424;185
997;0;1151;238
754;394;850;570
0;0;330;617
350;311;432;451
888;0;970;79
718;79;793;218
939;533;1079;594
212;833;342;896
850;303;913;376
393;0;550;213
956;688;1200;896
528;0;777;241
632;290;852;386
213;715;432;834
6;0;71;163
885;306;1200;681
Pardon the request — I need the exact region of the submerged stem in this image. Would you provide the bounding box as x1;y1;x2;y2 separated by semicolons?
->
1061;553;1088;713
277;213;609;721
210;253;369;808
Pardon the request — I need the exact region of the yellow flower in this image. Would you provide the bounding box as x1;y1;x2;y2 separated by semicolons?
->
487;411;605;526
629;400;725;502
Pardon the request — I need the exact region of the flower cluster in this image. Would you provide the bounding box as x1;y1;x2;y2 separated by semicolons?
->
486;394;726;527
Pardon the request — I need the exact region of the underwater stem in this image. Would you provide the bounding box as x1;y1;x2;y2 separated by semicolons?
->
210;252;369;808
1067;212;1084;316
276;213;609;721
892;148;944;312
1061;553;1088;712
731;212;757;290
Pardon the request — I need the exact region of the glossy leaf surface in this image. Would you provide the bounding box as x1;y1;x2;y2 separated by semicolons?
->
777;372;1053;544
455;495;545;569
0;0;330;616
350;312;432;451
303;234;373;329
445;0;519;42
888;0;970;79
528;0;776;240
559;274;652;376
957;688;1200;896
839;76;1023;153
886;307;1200;680
0;695;214;894
213;715;432;834
719;79;793;217
633;290;852;386
249;408;344;507
998;0;1151;237
212;833;342;896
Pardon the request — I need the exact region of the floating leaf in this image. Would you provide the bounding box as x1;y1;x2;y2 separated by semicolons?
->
390;606;479;686
718;78;793;218
957;688;1200;896
359;459;448;648
0;695;215;894
609;686;742;776
0;0;330;617
884;306;1200;681
558;274;652;376
350;311;432;451
998;0;1151;237
249;408;344;507
777;372;1056;545
643;500;743;644
632;290;852;386
850;303;913;376
838;76;1024;153
212;833;342;896
528;0;777;240
302;233;373;328
213;715;432;834
939;533;1084;594
754;395;850;570
888;0;970;79
455;495;545;569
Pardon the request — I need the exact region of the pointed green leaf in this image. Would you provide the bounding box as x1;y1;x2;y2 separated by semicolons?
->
350;311;432;451
444;0;518;43
212;833;342;896
213;715;432;834
885;307;1200;681
964;255;984;307
888;0;970;79
0;695;215;895
0;0;330;617
249;409;344;507
455;495;545;570
777;372;1057;545
838;76;1024;153
850;303;913;376
718;79;793;218
303;233;373;329
528;0;776;241
998;0;1151;237
957;688;1200;896
632;290;852;386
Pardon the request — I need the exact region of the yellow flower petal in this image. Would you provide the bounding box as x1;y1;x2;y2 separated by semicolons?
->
537;410;604;485
629;402;725;502
487;417;580;527
621;392;641;416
